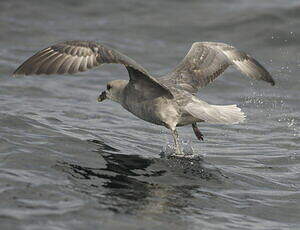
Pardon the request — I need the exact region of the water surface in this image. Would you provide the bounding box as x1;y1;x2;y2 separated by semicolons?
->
0;0;299;229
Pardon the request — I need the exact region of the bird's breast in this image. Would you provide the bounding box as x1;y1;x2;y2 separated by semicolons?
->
121;96;176;126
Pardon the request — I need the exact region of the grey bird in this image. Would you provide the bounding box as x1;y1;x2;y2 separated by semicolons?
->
13;40;275;155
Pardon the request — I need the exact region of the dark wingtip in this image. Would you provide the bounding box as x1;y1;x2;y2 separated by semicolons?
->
12;66;24;77
11;72;24;77
12;63;31;77
267;75;275;86
11;71;19;77
270;80;275;86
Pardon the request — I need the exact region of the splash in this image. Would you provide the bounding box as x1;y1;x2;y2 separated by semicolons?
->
242;87;299;138
160;137;199;158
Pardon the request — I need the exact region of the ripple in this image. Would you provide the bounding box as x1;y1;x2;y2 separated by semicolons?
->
0;0;300;229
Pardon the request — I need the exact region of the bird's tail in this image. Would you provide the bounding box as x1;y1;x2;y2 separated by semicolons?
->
185;100;246;124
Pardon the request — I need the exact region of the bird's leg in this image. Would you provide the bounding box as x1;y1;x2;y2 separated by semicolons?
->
171;129;184;155
192;123;204;141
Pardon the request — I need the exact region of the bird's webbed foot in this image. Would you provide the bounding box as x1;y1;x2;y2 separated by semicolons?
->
170;129;184;155
192;123;204;141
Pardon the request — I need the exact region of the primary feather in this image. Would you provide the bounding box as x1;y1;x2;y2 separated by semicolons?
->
160;42;275;94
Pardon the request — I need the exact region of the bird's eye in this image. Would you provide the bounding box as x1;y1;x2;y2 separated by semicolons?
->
107;85;112;90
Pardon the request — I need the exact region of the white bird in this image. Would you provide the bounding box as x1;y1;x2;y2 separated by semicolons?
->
13;41;275;155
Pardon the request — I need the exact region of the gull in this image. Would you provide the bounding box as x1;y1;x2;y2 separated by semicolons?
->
13;40;275;155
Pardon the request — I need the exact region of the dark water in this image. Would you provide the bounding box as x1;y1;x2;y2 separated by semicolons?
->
0;0;299;229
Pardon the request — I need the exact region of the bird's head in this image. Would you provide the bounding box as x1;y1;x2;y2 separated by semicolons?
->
98;80;128;103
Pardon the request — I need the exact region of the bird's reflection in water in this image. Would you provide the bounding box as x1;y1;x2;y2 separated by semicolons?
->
60;139;223;217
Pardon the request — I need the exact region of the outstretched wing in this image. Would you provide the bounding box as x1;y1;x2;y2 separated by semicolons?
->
13;40;173;98
160;42;275;94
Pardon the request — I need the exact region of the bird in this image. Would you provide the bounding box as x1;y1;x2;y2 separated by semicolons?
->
13;40;275;155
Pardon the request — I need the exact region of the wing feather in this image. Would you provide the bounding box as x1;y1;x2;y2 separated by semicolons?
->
160;42;274;94
13;40;173;98
78;56;88;72
86;55;94;69
68;55;83;73
57;56;74;74
46;54;69;74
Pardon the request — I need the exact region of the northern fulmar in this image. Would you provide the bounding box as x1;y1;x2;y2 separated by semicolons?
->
13;41;275;155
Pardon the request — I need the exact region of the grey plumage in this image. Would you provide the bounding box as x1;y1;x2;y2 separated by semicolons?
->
13;41;173;99
160;42;274;94
13;40;275;155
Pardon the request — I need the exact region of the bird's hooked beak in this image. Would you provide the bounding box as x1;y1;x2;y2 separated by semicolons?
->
97;91;107;102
